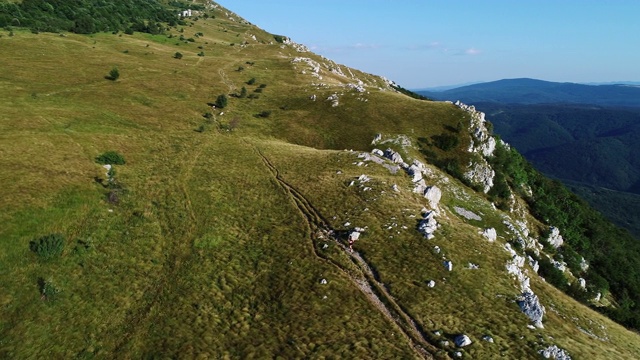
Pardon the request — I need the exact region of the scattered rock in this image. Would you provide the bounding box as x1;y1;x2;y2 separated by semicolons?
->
372;148;384;156
433;246;441;254
482;335;494;343
454;334;472;347
348;231;361;242
391;184;400;192
322;243;328;250
427;280;436;288
320;279;328;285
454;351;463;358
371;133;382;145
539;345;572;360
467;263;480;270
482;228;497;242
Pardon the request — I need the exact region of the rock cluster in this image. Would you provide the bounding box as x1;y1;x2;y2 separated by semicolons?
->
418;211;438;240
505;243;546;328
547;227;564;248
539;345;572;360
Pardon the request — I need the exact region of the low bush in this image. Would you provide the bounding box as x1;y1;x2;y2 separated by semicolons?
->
30;234;65;260
95;151;126;165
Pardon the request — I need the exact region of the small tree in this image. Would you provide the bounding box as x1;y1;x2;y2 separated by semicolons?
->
247;77;256;85
106;67;119;81
174;52;183;59
215;94;228;109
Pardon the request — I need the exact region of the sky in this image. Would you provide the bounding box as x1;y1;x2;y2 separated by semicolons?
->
215;1;640;89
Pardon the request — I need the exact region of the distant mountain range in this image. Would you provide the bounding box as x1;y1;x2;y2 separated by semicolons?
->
417;78;640;107
417;78;640;239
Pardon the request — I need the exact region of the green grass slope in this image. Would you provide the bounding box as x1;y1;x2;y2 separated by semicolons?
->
1;2;639;359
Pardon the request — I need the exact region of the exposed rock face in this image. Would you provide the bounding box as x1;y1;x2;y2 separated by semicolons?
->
383;148;406;166
455;100;496;193
407;164;423;183
424;186;442;209
517;291;545;328
482;228;497;242
465;160;495;194
547;227;564;248
454;334;472;347
454;206;482;221
540;345;572;360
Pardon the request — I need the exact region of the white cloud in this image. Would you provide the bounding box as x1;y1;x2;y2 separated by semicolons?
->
464;47;482;55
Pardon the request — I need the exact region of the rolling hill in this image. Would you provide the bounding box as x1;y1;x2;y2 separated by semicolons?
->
1;1;640;359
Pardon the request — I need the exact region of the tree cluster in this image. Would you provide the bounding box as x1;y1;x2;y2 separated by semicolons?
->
0;0;180;34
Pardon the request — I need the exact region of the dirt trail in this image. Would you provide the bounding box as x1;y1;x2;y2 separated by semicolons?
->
255;147;443;360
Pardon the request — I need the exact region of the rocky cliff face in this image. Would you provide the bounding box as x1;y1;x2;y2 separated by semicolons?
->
455;101;496;193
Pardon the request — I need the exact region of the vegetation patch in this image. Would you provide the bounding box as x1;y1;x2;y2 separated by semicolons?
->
30;233;65;260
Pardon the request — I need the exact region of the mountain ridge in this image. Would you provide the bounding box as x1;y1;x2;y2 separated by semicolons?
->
417;78;640;107
1;1;640;359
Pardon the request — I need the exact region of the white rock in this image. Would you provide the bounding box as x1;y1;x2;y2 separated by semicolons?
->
427;280;436;288
467;263;480;270
407;164;423;182
320;279;327;285
482;335;494;343
424;186;442;209
434;246;441;254
444;260;453;271
383;148;404;164
454;334;472;347
594;292;602;302
372;148;384;156
348;231;361;242
454;351;462;358
454;206;482;221
547;227;564;248
482;228;497;242
539;345;572;360
371;133;382;145
392;184;400;192
517;290;545;328
580;257;589;271
578;278;586;289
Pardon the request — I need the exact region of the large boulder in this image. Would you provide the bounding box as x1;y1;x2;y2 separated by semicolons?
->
418;211;438;239
517;290;545;328
482;228;497;242
383;148;404;164
547;227;564;248
424;186;442;209
454;334;472;347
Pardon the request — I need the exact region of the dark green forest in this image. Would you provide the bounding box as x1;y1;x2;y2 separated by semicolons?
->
0;0;185;34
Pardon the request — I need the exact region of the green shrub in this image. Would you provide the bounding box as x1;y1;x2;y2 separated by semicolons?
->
215;94;228;109
239;86;247;98
96;151;126;165
37;277;61;301
257;110;271;118
106;66;119;81
30;234;65;260
247;77;256;85
174;51;183;59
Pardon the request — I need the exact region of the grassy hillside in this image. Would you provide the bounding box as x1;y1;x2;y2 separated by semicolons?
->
1;2;640;359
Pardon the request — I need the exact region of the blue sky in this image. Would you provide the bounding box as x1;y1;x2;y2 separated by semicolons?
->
216;1;640;89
